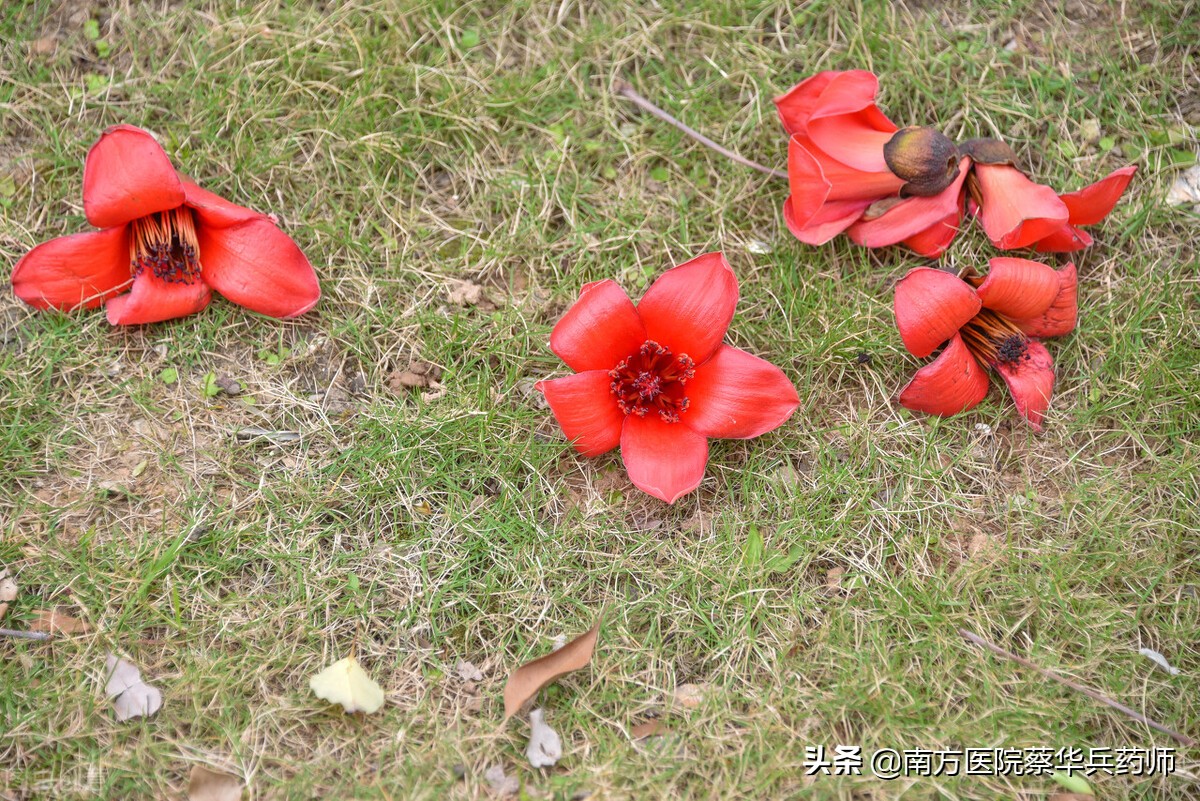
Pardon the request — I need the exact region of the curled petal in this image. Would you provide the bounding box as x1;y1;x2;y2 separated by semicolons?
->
682;345;799;439
787;136;905;229
898;334;989;418
196;218;320;318
637;251;737;365
976;257;1062;319
620;414;708;504
805;71;897;173
537;371;625;457
782;195;872;245
183;179;264;229
1011;263;1078;338
974;164;1069;250
105;272;212;325
993;340;1055;431
549;279;647;373
1060;164;1137;226
11;227;131;310
772;71;838;136
847;156;970;249
893;267;982;358
83;125;185;229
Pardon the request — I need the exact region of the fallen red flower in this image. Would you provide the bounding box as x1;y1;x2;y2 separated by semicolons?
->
969;157;1137;253
893;258;1078;430
537;253;799;503
775;71;959;246
11;125;320;324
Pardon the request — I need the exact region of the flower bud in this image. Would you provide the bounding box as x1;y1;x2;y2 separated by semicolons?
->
884;126;960;197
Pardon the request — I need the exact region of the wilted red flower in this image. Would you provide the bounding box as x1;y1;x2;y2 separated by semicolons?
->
772;71;1135;257
893;258;1078;430
537;253;799;503
775;70;960;246
11;125;320;325
969;155;1137;252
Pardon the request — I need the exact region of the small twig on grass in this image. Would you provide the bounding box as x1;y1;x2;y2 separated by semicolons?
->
958;628;1196;747
613;81;789;182
0;628;50;641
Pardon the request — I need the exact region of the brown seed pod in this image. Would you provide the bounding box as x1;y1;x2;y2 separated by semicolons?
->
884;126;961;197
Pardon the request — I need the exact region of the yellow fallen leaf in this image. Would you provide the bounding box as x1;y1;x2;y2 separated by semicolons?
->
503;615;601;720
309;657;385;714
187;765;243;801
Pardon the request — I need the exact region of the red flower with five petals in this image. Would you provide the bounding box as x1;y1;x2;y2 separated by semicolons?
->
11;125;320;324
894;258;1078;430
537;253;799;503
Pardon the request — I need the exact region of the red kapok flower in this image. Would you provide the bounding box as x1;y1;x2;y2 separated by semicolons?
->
962;139;1137;253
775;71;959;246
536;252;799;503
11;125;320;325
893;258;1078;430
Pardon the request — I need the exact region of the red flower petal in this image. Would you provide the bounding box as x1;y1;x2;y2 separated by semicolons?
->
805;71;897;173
682;345;799;439
1011;263;1078;338
183;179;263;229
787;136;905;229
549;279;647;373
637;251;737;365
536;371;625;457
974;164;1069;250
782;195;873;245
893;267;982;358
196;218;320;318
772;71;838;136
901;209;961;258
993;340;1055;431
105;271;212;325
620;414;708;504
847;157;971;248
11;227;132;310
1033;225;1092;253
1060;164;1137;226
975;257;1062;319
898;334;989;418
83;125;185;229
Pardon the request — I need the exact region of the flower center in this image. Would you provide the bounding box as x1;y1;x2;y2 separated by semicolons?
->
957;268;1031;367
609;340;695;423
960;308;1031;367
129;208;201;285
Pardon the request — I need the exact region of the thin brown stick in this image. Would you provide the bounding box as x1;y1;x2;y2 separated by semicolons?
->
0;628;50;641
613;81;789;182
958;628;1196;747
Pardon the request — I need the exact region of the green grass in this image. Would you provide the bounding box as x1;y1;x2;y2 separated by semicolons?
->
1;0;1197;798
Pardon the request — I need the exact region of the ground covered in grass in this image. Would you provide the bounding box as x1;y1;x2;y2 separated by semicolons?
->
1;0;1197;798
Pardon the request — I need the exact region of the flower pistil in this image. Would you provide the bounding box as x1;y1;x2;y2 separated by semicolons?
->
609;339;695;423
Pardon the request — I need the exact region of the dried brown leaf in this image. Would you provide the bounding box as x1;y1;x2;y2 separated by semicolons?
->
187;765;243;801
503;616;601;720
630;719;665;740
30;609;90;634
